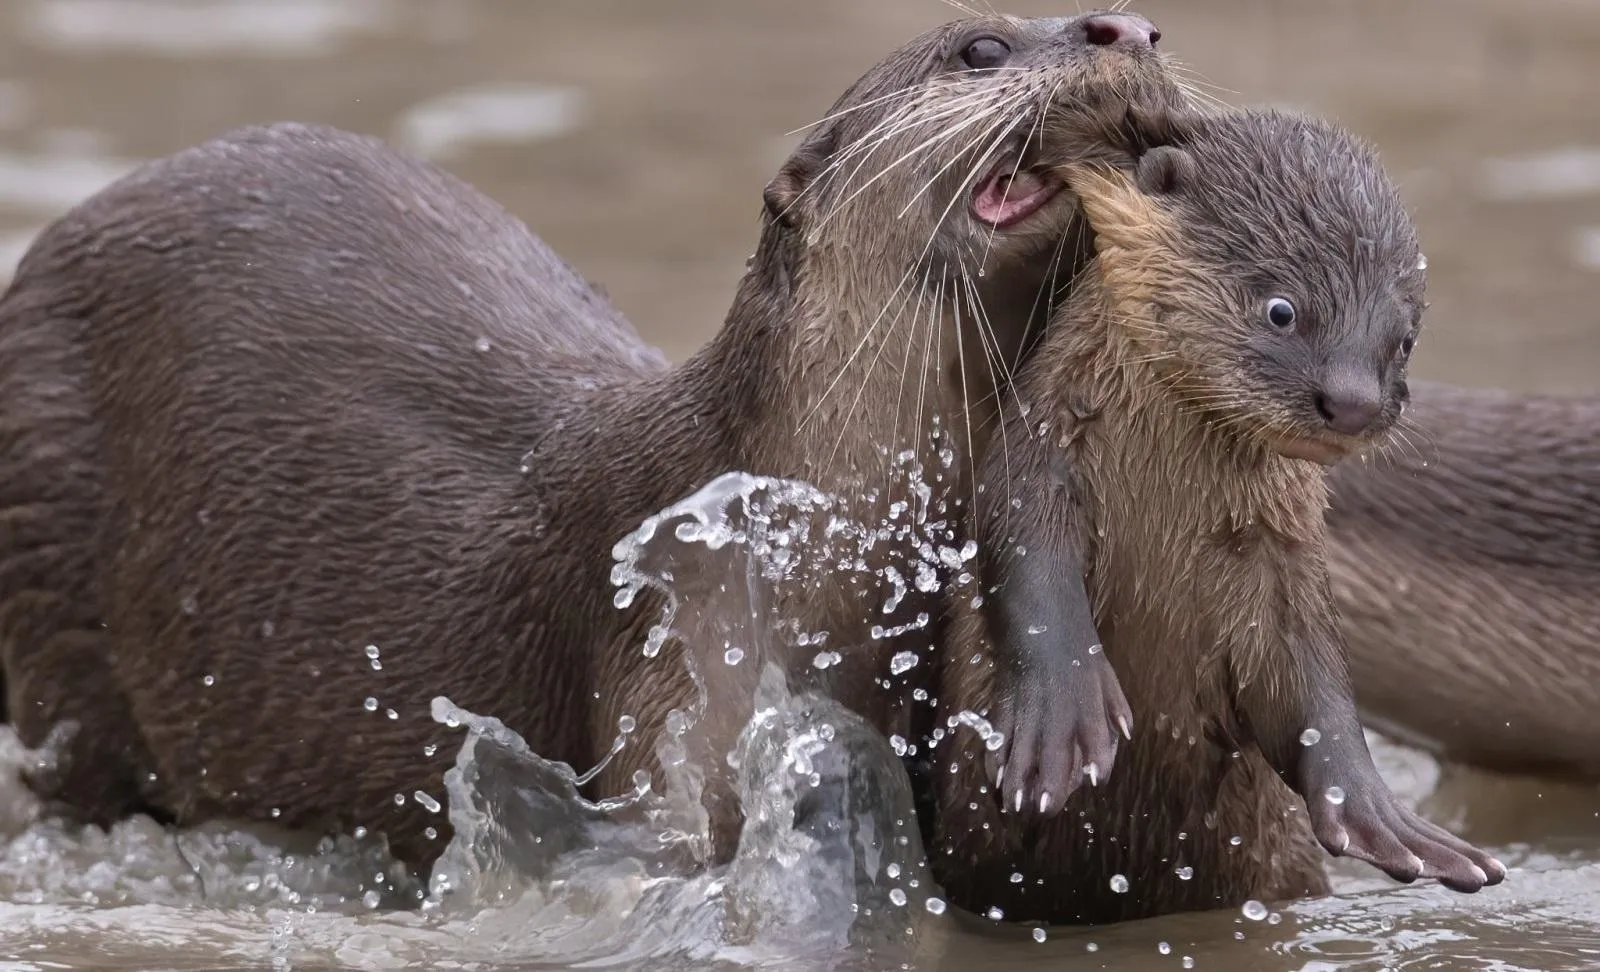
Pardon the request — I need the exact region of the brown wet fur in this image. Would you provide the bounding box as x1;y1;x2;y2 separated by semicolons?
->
1328;382;1600;780
931;109;1504;924
0;14;1185;869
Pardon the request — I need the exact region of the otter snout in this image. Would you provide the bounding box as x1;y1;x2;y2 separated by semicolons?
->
1313;378;1385;437
1080;12;1160;51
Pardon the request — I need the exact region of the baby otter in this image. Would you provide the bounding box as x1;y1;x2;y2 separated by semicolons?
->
932;108;1506;923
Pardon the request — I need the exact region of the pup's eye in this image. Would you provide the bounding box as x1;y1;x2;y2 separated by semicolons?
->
1400;332;1417;356
960;37;1012;70
1265;297;1297;331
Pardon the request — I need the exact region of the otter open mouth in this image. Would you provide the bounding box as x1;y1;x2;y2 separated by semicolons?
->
971;157;1063;229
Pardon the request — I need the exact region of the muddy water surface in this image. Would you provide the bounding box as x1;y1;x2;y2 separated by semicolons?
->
1;1;1599;969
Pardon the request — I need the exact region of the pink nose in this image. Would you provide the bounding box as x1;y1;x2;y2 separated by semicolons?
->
1082;12;1161;51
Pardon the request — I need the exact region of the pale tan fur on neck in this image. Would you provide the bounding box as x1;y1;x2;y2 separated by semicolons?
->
1024;163;1331;705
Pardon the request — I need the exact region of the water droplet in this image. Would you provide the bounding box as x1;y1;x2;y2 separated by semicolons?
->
1324;785;1346;805
1182;958;1195;969
1175;866;1193;881
1229;835;1243;846
363;697;378;712
474;336;491;352
353;826;368;839
362;889;381;909
643;624;668;658
889;888;908;907
1109;874;1129;893
385;708;398;720
269;806;281;819
1010;872;1024;884
1032;927;1047;943
889;650;919;675
618;715;636;734
1026;623;1048;635
424;826;438;840
1158;942;1172;955
1242;899;1269;921
393;793;406;806
889;734;908;757
1299;728;1322;747
724;646;745;665
423;744;437;757
413;790;442;813
1085;942;1099;953
201;674;215;687
985;906;1003;920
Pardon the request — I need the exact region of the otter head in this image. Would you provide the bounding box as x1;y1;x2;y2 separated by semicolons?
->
747;11;1187;476
1074;109;1426;466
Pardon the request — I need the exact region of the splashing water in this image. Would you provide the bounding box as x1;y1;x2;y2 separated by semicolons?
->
2;470;1600;970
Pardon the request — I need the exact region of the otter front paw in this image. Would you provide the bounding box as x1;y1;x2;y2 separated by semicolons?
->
1302;765;1507;893
986;650;1131;818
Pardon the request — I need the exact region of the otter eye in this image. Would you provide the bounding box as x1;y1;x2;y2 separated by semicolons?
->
960;37;1012;70
1400;332;1417;356
1265;297;1297;331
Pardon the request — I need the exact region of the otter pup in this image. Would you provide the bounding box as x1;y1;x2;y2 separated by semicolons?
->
932;108;1505;924
0;13;1183;867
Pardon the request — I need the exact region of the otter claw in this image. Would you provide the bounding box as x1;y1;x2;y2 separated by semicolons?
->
1117;716;1133;741
1039;791;1053;814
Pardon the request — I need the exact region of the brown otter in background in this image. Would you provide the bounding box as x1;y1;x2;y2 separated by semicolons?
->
0;13;1184;868
1328;382;1600;780
931;108;1505;925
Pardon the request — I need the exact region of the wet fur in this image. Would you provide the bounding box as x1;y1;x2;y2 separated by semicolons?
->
1328;382;1600;779
932;111;1500;923
0;15;1183;867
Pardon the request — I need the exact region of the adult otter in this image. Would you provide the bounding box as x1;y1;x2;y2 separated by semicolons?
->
1327;383;1600;780
930;108;1505;924
0;13;1183;868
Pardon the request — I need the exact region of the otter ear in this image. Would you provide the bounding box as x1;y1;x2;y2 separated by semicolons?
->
1123;103;1188;152
763;126;839;230
1134;146;1195;197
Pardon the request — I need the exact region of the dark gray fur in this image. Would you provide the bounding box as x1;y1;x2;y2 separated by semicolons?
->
1328;380;1600;779
0;12;1184;869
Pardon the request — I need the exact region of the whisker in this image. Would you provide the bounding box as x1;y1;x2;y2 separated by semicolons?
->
977;79;1063;270
795;261;924;435
815;94;1011;232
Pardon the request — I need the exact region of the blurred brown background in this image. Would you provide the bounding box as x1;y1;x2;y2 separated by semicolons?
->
2;0;1597;388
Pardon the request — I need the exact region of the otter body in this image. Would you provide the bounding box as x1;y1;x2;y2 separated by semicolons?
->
932;109;1503;924
1328;381;1600;779
0;13;1182;866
